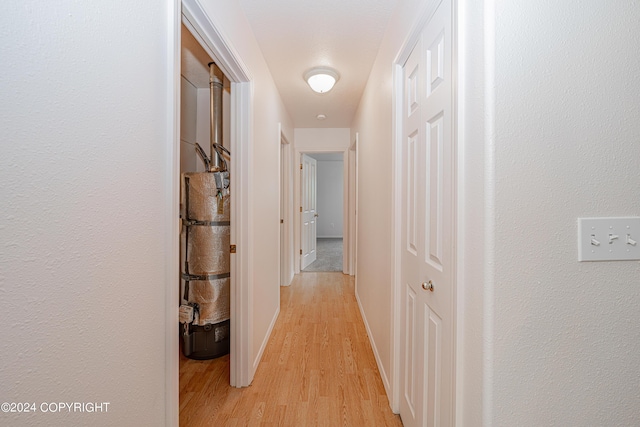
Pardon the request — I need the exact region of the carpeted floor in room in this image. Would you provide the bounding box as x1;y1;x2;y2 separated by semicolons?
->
303;238;343;272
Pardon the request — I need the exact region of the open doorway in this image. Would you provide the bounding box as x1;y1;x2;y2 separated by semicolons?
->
173;1;254;404
301;152;344;272
179;19;233;367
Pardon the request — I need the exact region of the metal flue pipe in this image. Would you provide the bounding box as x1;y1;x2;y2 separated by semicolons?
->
208;62;224;172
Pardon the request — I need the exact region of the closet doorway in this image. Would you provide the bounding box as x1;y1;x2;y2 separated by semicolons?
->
172;0;254;404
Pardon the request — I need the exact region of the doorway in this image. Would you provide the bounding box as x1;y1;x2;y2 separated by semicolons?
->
179;22;232;362
174;0;254;400
280;129;292;286
300;152;345;273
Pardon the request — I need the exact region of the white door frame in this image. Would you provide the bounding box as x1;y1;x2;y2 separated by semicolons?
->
390;0;458;414
279;124;293;286
170;4;254;418
167;3;180;425
294;148;351;274
349;133;358;278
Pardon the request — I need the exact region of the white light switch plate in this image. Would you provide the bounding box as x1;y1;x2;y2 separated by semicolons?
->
578;217;640;261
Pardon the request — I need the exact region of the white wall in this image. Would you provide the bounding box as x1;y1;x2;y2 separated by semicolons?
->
457;0;640;425
294;128;351;152
198;0;294;375
314;160;343;238
180;77;198;172
0;1;176;426
356;1;640;424
352;1;640;426
487;2;640;425
349;0;431;403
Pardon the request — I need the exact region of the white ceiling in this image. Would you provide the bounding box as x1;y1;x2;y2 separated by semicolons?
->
239;0;398;128
181;1;398;128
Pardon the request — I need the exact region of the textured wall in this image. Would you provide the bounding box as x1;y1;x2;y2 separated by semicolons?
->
490;2;640;425
0;1;174;426
316;160;344;238
355;1;640;423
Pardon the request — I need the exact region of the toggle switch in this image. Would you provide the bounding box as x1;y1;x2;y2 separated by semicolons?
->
578;217;640;261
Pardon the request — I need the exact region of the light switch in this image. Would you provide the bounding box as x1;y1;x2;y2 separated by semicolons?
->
578;217;640;261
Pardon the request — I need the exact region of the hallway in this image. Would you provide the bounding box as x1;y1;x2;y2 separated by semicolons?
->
179;272;402;426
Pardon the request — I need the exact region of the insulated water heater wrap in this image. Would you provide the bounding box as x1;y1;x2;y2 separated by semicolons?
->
181;172;230;327
182;172;231;221
186;277;230;325
185;226;230;277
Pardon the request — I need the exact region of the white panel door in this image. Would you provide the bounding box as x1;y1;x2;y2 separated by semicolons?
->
399;0;454;426
301;154;317;269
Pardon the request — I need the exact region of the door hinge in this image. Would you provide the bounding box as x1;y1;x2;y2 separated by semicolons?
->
230;244;236;254
280;219;284;224
300;206;302;213
300;163;303;170
300;249;303;255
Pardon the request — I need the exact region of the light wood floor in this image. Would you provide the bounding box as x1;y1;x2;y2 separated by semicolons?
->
179;272;403;426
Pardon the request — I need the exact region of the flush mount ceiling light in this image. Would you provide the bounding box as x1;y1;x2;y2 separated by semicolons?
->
304;67;339;93
316;114;327;120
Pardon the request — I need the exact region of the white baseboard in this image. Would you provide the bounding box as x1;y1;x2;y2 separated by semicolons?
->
355;291;393;403
252;305;280;374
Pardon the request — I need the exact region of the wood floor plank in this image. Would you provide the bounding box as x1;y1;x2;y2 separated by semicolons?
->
179;272;402;426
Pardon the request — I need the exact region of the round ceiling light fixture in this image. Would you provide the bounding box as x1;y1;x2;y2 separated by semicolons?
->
304;67;339;93
316;114;327;120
